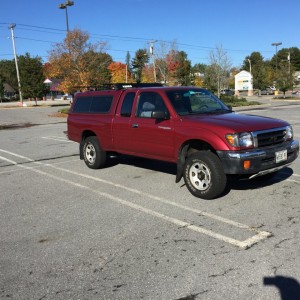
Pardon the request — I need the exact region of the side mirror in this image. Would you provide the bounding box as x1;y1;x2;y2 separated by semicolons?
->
152;111;169;120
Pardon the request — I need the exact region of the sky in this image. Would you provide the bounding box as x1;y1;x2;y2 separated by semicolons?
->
0;0;299;68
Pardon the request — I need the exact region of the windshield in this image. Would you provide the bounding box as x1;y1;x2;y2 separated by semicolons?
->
166;88;230;116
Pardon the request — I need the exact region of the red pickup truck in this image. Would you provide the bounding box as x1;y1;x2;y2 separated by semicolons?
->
67;84;299;199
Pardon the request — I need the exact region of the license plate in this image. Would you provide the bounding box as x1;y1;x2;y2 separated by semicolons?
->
275;149;287;163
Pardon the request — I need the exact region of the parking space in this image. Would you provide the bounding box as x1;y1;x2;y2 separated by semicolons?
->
1;104;300;299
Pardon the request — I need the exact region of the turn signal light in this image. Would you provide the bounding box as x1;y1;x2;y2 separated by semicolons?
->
243;160;251;170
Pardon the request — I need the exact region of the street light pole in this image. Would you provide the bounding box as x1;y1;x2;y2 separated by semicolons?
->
247;58;252;74
59;0;74;33
9;24;23;105
271;42;282;74
247;59;253;96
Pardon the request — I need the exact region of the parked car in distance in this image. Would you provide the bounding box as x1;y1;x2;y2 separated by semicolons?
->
260;88;274;95
220;89;235;96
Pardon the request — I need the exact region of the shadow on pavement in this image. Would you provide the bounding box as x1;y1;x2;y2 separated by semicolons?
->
264;276;300;300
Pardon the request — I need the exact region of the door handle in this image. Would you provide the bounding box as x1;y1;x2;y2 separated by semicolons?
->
132;123;139;128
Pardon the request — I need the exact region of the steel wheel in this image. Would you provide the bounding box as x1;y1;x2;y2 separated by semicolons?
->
85;143;96;165
83;136;106;169
189;162;211;191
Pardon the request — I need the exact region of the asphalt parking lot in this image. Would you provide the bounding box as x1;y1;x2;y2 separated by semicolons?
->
0;100;300;299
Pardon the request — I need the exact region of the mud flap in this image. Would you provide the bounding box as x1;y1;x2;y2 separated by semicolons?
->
175;145;189;183
79;141;84;160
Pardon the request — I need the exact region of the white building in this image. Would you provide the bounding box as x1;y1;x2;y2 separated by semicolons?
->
235;70;253;96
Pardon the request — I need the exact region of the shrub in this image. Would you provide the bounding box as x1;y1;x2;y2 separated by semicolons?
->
220;95;260;107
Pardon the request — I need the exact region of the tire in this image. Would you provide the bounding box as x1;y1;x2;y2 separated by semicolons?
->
83;136;106;169
183;151;227;200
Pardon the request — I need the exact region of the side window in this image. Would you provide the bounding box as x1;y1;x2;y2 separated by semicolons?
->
137;92;169;118
73;96;92;113
91;96;113;113
120;92;135;117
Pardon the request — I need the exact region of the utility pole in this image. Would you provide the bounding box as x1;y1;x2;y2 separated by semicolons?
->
149;40;157;82
287;52;291;74
9;24;23;105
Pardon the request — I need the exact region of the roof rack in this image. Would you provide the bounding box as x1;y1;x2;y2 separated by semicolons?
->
113;83;163;90
74;83;163;92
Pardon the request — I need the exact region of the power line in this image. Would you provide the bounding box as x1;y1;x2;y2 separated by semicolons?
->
15;36;58;44
0;22;276;65
3;22;273;55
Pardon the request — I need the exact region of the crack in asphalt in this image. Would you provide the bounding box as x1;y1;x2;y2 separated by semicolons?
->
274;238;291;248
208;268;235;278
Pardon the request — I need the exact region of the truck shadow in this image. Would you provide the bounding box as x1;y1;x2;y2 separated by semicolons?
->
107;154;177;175
107;155;294;194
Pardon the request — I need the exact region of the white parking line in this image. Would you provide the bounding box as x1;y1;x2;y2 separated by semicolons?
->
0;149;276;249
42;136;73;142
275;170;300;183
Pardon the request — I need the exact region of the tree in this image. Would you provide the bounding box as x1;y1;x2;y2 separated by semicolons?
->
47;29;111;92
131;49;149;83
153;40;178;84
242;52;267;90
277;60;295;96
0;54;46;99
0;74;5;101
0;60;17;90
203;65;218;92
272;47;300;72
176;51;192;86
207;45;231;96
288;47;300;71
228;67;239;89
108;62;132;83
191;63;207;87
164;49;192;86
263;60;276;88
18;53;46;99
141;64;154;83
166;49;180;85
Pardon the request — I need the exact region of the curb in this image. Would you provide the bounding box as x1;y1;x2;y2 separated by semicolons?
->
0;100;71;108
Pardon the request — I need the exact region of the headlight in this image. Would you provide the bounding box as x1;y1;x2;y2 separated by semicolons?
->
226;132;253;148
284;126;293;141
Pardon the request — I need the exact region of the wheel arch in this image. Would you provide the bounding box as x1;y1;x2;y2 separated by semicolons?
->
175;139;217;183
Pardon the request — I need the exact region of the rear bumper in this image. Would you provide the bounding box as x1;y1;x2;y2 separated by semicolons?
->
217;140;299;176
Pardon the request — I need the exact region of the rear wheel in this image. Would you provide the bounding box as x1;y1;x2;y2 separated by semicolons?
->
183;151;227;200
83;136;106;169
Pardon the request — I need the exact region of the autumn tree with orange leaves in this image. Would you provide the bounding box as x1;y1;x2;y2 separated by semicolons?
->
46;29;112;93
108;62;134;83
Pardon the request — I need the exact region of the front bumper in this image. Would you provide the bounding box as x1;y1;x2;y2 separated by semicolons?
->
217;140;299;177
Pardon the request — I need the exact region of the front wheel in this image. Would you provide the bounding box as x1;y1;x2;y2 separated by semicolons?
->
83;136;106;169
183;151;227;200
